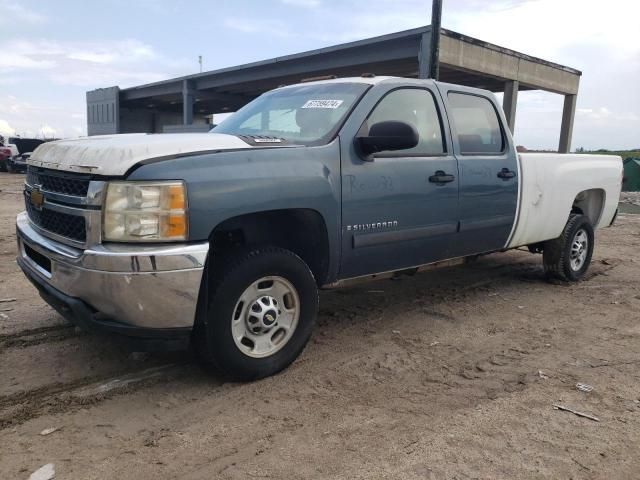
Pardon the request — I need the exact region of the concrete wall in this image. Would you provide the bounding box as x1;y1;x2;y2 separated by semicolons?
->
120;108;154;134
87;87;120;136
440;34;580;95
119;109;209;134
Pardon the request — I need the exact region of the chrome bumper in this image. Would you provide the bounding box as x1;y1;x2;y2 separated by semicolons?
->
16;211;209;329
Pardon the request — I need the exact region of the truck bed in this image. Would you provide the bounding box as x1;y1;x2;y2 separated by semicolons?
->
507;153;622;248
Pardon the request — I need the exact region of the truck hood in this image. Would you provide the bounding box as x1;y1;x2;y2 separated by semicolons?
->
28;133;253;176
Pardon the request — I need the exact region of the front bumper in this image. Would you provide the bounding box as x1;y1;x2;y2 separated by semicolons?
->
16;211;209;342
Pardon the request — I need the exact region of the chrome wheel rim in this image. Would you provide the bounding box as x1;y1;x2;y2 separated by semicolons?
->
569;228;589;271
231;276;300;358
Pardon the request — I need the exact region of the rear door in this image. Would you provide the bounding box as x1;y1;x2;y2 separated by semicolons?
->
437;86;519;256
339;83;460;278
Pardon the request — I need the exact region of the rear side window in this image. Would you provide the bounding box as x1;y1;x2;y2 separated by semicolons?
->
448;93;504;155
364;89;445;155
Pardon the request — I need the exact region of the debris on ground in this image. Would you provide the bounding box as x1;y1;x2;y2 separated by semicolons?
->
576;383;594;393
39;427;61;436
553;404;600;422
28;463;55;480
538;370;549;379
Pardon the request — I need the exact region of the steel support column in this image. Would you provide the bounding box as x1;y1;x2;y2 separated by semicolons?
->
182;80;195;126
418;33;431;79
558;94;577;153
428;0;442;80
502;80;519;134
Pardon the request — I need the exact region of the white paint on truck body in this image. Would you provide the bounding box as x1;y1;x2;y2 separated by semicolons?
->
507;153;622;248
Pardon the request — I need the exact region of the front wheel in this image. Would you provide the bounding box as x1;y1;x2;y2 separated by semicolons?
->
543;214;594;281
194;247;318;381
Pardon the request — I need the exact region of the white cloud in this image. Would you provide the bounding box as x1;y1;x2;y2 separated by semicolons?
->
1;52;55;72
447;0;640;61
0;93;87;138
67;40;157;64
0;35;192;139
0;119;16;136
39;125;57;138
0;38;178;87
0;0;47;25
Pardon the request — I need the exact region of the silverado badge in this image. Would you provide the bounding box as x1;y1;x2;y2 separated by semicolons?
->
30;185;44;210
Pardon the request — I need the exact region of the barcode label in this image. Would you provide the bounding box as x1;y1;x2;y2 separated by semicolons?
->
301;99;344;109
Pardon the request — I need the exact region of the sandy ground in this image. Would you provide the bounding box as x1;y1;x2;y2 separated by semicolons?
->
1;171;639;479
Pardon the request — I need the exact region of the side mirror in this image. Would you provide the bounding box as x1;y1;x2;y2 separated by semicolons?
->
356;121;419;160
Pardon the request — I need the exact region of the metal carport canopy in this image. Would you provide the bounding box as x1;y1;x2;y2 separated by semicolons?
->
119;25;581;114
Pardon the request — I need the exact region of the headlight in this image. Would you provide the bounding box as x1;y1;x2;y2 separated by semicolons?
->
103;181;188;242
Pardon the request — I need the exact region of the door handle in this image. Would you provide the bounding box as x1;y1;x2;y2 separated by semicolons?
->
429;171;455;184
497;168;516;179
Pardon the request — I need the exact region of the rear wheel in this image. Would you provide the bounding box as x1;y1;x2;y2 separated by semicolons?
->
543;214;594;281
194;247;318;381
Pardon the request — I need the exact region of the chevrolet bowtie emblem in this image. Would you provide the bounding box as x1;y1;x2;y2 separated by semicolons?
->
30;185;44;209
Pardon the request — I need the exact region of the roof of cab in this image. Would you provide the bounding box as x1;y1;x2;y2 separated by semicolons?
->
274;75;493;97
275;75;458;91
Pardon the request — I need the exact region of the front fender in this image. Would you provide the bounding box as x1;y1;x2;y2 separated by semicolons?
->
127;140;342;281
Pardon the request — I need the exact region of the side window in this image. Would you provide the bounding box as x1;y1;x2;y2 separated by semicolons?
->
448;93;505;155
364;89;445;155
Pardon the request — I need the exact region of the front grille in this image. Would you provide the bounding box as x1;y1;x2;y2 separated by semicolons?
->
27;166;90;197
25;194;87;242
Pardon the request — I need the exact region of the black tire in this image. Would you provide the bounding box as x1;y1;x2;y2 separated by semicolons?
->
543;214;594;281
0;159;7;172
194;247;318;381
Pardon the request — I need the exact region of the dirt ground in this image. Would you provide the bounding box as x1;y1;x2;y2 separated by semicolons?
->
1;171;639;480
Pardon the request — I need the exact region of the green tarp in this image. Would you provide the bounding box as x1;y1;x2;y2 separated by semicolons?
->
623;158;640;192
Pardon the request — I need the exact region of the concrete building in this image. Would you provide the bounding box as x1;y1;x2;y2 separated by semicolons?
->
86;26;581;152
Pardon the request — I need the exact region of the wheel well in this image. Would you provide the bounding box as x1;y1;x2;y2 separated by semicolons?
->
571;189;605;226
209;209;330;285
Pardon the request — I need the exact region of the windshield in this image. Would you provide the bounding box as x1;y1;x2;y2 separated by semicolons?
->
212;83;370;145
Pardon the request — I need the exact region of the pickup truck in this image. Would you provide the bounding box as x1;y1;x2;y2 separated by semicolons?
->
16;76;622;380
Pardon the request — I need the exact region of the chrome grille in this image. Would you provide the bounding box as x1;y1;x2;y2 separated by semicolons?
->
24;167;103;247
27;166;90;196
25;193;87;242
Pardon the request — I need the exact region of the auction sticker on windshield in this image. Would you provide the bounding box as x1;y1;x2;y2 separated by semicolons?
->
302;100;344;109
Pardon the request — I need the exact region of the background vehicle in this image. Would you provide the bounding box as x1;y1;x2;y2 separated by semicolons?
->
16;77;623;380
7;152;33;173
0;146;13;172
0;143;19;172
5;138;45;173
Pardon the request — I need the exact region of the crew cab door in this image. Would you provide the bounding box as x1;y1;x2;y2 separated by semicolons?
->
437;86;519;256
339;84;459;279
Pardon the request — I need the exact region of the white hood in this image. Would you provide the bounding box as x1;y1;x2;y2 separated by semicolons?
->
29;133;253;176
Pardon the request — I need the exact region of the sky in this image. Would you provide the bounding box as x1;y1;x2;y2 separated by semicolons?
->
0;0;638;150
